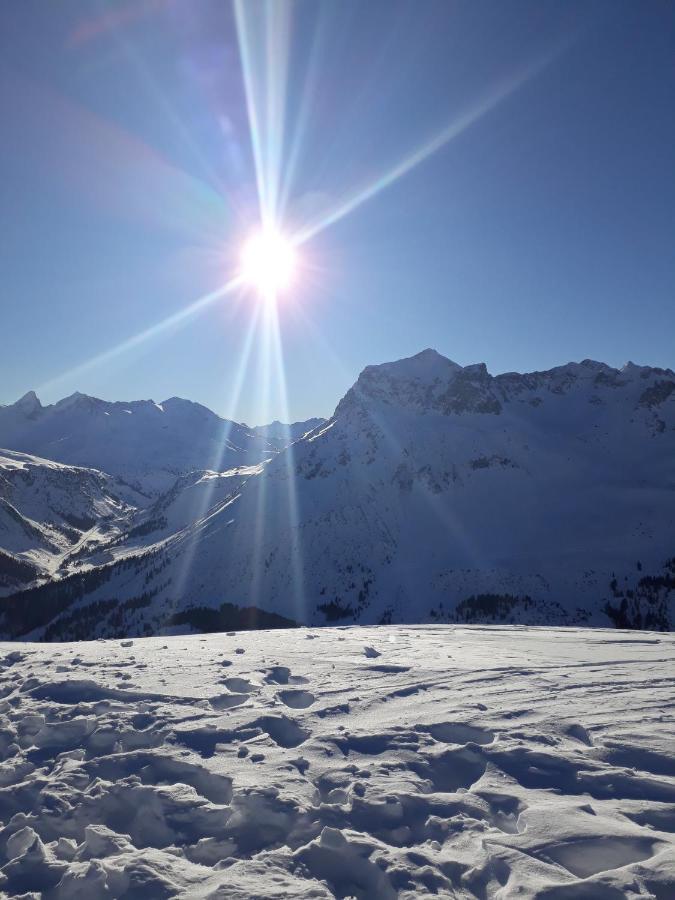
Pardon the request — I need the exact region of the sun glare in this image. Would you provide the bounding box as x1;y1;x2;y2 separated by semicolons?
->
241;229;297;298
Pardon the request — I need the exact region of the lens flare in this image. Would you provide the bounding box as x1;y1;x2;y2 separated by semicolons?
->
241;229;296;297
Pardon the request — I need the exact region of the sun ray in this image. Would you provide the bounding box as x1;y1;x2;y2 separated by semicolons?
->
267;302;307;622
96;1;229;198
248;300;276;610
234;0;293;227
233;0;269;224
293;43;569;246
170;303;265;610
277;12;329;220
37;275;243;397
264;1;291;222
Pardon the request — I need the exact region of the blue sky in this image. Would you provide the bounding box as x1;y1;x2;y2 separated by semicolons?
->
2;0;674;424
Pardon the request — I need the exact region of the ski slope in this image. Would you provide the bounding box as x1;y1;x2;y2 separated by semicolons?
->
0;625;673;897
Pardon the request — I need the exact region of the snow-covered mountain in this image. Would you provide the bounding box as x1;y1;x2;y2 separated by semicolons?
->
0;449;143;597
0;391;277;496
1;349;674;639
249;417;326;451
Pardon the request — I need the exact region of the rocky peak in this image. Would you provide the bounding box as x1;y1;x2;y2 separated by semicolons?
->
334;350;502;418
13;391;42;418
52;392;100;413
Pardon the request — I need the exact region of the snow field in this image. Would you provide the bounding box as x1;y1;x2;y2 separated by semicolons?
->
0;625;673;898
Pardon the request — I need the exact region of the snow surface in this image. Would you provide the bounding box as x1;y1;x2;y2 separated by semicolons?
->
0;625;673;897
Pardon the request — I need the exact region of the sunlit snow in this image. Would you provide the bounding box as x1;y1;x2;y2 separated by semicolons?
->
0;625;673;897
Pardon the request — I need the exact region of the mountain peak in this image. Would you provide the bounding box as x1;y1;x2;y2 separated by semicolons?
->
335;349;500;417
412;347;456;364
160;396;222;420
52;392;101;412
364;349;463;383
13;391;42;416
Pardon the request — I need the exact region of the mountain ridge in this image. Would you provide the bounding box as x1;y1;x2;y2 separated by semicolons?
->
5;348;673;425
1;348;674;639
0;390;321;497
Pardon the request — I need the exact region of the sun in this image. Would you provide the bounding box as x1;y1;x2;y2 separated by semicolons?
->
240;228;297;298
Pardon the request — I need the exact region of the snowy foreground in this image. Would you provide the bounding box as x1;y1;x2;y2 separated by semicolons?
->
0;626;673;899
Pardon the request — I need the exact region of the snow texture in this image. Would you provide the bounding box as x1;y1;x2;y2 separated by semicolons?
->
0;625;673;897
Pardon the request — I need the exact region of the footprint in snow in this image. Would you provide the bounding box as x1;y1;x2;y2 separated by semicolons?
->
250;715;310;748
263;666;309;685
265;666;291;684
422;722;494;746
209;693;249;711
221;677;257;694
278;689;315;709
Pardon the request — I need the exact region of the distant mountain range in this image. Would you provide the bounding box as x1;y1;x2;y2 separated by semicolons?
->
1;349;674;639
0;390;322;495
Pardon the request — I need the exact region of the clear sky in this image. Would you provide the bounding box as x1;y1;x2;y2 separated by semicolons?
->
2;0;674;425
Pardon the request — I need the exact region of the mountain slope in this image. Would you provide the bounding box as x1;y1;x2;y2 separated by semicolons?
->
2;349;673;639
250;417;326;451
0;449;141;595
0;392;276;495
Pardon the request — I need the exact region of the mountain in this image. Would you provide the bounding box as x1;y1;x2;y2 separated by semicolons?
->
0;392;276;496
250;417;326;451
0;449;141;596
1;349;674;639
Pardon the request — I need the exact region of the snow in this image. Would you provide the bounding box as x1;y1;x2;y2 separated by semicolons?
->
0;625;673;898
